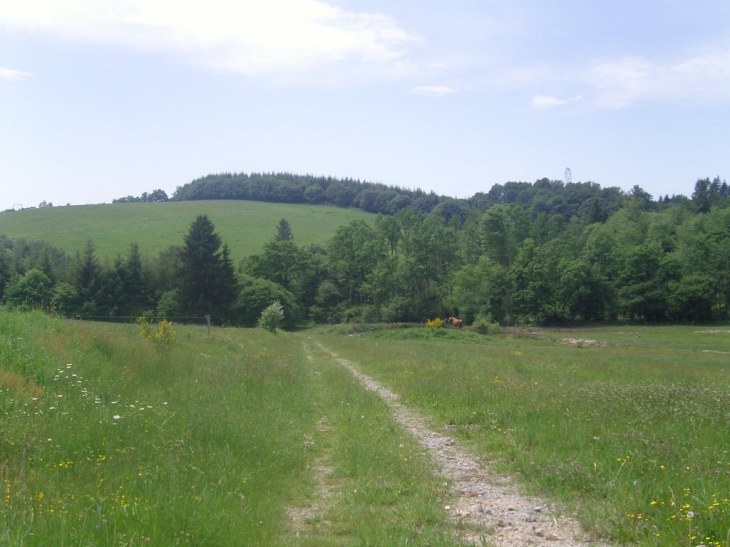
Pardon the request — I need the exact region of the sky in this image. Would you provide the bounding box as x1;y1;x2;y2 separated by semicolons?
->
1;0;729;211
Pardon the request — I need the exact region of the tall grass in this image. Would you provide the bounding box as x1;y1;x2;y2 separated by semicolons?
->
0;309;317;546
0;311;472;546
318;326;730;546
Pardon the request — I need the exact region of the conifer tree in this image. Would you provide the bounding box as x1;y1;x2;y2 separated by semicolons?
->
275;218;293;241
72;240;101;314
215;243;238;320
177;215;236;320
178;215;222;317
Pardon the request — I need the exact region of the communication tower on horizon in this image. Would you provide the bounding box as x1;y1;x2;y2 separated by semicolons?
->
564;168;572;184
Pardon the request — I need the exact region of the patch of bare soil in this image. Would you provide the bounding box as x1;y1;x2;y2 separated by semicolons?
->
284;347;344;541
558;338;610;347
694;330;730;334
286;417;341;540
317;342;610;547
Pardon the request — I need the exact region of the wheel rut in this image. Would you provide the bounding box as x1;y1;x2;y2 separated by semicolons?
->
315;341;611;547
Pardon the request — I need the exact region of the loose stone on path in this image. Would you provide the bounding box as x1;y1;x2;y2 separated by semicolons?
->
317;342;611;547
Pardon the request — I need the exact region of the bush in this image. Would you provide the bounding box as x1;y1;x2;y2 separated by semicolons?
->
229;277;300;328
425;317;445;328
51;283;80;316
380;296;411;323
472;315;501;335
343;305;378;324
5;269;53;310
258;301;284;333
137;316;176;348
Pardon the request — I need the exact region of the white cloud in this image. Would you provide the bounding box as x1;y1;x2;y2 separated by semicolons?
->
584;52;730;107
531;94;583;107
0;67;32;81
412;85;458;97
0;0;419;76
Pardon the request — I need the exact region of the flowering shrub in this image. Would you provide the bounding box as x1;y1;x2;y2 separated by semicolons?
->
137;316;176;348
258;301;284;333
425;317;445;329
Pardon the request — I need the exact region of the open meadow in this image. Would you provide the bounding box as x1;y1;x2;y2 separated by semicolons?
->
1;310;729;546
317;325;730;546
0;310;463;547
0;201;373;260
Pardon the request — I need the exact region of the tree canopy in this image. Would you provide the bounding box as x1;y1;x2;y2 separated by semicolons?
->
8;174;730;328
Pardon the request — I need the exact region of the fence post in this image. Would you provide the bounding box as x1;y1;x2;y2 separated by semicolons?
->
205;315;211;337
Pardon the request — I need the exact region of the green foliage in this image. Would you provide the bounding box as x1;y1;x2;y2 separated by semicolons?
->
452;256;509;324
1;173;729;327
274;218;293;241
230;276;299;328
156;289;181;319
363;326;490;343
4;269;53;309
71;240;101;314
258;300;284;332
471;315;501;335
243;239;311;296
51;282;79;315
304;183;325;203
112;188;168;203
177;214;237;321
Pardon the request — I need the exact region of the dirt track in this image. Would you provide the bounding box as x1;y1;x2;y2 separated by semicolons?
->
316;342;611;547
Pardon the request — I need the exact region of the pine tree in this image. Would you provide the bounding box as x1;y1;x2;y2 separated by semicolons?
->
215;243;238;321
72;240;101;314
178;214;221;317
177;214;232;320
123;242;149;316
275;218;293;241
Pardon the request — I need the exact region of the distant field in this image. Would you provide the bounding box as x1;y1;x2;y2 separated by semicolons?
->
0;201;373;261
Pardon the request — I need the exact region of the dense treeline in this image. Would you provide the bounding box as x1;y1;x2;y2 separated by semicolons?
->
112;189;169;203
167;172;702;221
169;172;442;215
3;177;729;326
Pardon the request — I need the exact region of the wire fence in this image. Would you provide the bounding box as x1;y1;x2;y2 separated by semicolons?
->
62;315;208;324
61;315;213;335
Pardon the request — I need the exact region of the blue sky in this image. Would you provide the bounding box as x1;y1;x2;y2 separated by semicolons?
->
1;0;729;210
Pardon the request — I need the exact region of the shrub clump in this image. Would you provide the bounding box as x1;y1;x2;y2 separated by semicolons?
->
137;316;176;348
258;301;284;333
425;317;445;329
472;315;501;335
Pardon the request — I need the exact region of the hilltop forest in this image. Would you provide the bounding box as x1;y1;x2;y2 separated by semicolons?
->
2;175;730;326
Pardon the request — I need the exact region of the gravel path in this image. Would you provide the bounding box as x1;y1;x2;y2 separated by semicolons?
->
316;342;611;547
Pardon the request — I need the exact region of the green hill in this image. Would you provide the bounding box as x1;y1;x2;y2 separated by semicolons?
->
0;201;374;261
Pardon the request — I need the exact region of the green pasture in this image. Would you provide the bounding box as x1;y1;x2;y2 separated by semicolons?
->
3;310;730;546
0;201;373;261
0;310;466;547
317;325;730;547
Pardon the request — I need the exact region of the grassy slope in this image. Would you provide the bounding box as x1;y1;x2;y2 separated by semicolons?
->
0;201;373;261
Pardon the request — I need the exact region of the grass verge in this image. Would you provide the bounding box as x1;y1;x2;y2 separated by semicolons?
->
0;309;316;546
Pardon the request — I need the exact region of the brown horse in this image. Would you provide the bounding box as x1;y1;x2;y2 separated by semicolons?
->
447;317;464;329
